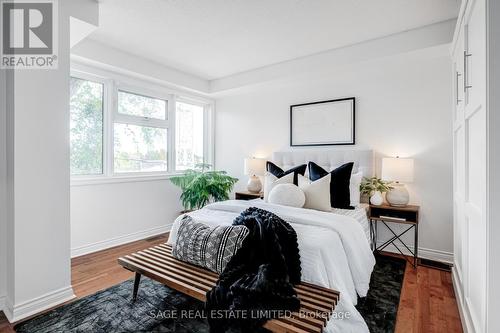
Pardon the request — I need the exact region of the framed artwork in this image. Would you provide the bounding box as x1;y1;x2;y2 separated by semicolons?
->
290;97;355;146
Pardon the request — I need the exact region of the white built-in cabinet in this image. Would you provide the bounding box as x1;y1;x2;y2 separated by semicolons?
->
452;0;488;332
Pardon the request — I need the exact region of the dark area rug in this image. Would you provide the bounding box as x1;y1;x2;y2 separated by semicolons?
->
15;254;406;333
356;254;407;333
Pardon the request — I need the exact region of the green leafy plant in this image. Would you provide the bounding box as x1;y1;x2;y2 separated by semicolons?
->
170;164;238;211
360;177;393;196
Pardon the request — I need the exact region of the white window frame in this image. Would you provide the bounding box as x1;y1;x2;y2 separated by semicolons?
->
69;71;111;181
174;96;214;172
70;65;215;186
113;83;171;177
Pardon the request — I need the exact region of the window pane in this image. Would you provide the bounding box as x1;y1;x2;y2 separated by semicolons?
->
175;101;204;171
70;77;103;175
114;123;167;173
118;91;166;120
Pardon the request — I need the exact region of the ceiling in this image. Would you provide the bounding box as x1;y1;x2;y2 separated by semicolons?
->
90;0;460;80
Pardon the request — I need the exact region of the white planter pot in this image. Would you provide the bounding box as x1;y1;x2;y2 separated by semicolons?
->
370;191;384;206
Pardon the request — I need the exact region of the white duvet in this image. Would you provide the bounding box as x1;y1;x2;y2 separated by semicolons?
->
167;200;376;333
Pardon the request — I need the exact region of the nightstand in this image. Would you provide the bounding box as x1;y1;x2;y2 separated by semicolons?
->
369;204;420;268
235;191;264;200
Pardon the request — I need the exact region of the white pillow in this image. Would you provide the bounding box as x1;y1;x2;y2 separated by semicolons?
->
350;172;363;206
263;172;294;202
268;184;305;208
297;174;332;212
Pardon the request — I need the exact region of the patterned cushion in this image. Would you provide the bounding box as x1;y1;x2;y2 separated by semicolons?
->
172;216;249;274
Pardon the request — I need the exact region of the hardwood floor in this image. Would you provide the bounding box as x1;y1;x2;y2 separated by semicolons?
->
0;312;11;333
0;235;462;333
71;234;169;299
395;257;462;332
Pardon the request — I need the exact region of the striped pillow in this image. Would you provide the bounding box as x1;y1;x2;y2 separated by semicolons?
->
172;215;249;274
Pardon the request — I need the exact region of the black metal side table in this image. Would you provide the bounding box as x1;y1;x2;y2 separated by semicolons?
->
369;204;420;268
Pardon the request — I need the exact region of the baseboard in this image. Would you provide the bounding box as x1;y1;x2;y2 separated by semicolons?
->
3;286;75;323
71;224;172;258
452;266;473;333
418;257;452;271
376;242;453;264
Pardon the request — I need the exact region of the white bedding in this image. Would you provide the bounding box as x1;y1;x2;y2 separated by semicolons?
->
332;203;371;242
167;200;376;333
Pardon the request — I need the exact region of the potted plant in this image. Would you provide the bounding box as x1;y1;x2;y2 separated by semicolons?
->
360;177;393;206
170;164;238;212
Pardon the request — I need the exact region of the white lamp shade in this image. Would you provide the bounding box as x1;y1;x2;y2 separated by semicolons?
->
244;158;266;176
381;157;414;183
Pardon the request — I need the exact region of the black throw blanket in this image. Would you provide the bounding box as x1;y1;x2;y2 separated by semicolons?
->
205;207;302;332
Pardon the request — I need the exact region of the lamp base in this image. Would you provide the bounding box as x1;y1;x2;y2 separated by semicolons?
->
247;175;262;193
386;183;410;207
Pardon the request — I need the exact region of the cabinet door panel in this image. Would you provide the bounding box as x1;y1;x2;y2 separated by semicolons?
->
465;106;486;332
452;18;466;300
465;0;486;109
453;26;465;125
462;0;487;331
453;1;487;331
453;125;465;282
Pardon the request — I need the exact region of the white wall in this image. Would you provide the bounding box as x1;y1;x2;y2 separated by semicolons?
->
70;180;182;257
4;6;74;322
3;0;99;322
214;47;454;261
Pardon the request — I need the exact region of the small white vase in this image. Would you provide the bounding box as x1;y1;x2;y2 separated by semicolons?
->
370;191;384;206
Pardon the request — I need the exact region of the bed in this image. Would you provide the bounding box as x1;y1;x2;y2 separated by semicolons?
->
167;149;376;333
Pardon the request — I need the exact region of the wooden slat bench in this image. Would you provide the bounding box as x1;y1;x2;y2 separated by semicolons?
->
118;243;340;333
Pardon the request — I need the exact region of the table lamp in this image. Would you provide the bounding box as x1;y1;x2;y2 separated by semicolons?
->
244;157;266;193
382;157;414;207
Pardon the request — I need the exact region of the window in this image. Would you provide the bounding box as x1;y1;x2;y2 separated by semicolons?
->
175;101;205;171
117;91;167;120
114;91;169;173
69;77;104;175
69;69;213;182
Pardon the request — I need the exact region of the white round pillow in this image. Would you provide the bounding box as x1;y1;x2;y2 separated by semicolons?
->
268;184;305;208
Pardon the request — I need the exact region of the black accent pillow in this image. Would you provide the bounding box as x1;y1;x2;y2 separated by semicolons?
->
308;162;354;209
266;161;307;185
